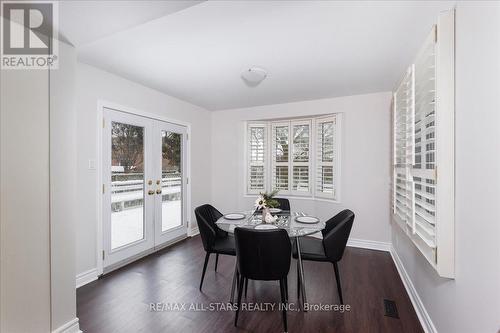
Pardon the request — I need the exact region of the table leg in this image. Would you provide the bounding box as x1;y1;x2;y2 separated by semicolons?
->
230;263;238;303
296;236;308;312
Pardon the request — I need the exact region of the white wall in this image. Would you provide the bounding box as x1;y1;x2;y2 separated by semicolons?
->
392;3;500;333
50;42;80;331
1;59;52;333
211;92;392;244
75;62;212;276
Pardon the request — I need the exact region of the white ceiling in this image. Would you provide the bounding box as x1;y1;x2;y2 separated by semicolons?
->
59;1;203;46
71;1;454;110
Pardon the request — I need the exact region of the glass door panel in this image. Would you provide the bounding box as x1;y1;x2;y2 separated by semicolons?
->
154;122;187;245
103;108;154;269
161;131;183;232
110;122;145;249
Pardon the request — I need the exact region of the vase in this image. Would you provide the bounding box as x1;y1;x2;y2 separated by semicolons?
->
262;207;270;223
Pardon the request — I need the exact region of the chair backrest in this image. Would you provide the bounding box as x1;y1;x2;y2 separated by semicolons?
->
255;197;290;212
322;210;355;262
194;204;227;252
321;209;355;237
234;228;291;281
275;198;290;211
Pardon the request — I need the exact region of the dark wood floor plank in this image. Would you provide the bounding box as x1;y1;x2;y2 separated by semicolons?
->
77;236;423;333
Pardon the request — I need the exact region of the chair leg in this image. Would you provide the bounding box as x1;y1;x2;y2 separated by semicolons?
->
199;252;210;291
284;277;289;302
279;279;288;332
333;262;343;304
244;278;248;298
215;253;219;272
230;264;238;303
296;262;301;300
234;276;245;327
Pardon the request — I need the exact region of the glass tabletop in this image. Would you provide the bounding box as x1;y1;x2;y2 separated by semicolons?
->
215;210;325;237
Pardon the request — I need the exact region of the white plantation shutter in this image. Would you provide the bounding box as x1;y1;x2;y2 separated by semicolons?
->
246;115;341;201
392;12;455;278
393;65;415;231
412;26;438;256
291;120;311;194
271;122;290;192
247;123;267;193
315;116;337;199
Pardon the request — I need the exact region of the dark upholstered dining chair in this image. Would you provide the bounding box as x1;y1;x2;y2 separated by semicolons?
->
292;209;354;304
234;228;291;332
194;204;236;291
255;197;291;212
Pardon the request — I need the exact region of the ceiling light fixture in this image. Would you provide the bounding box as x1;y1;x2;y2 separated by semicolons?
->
241;67;267;87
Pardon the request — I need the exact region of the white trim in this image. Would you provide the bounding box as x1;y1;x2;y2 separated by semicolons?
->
242;194;340;204
390;246;437;333
76;268;98;289
308;234;391;252
52;318;81;333
347;238;391;252
189;226;200;237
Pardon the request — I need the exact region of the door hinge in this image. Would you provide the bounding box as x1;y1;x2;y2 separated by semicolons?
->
102;250;105;260
186;177;189;185
102;118;105;128
186;133;189;140
434;25;438;43
434;248;438;264
102;184;105;194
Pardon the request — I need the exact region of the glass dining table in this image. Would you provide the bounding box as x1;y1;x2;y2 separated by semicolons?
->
216;210;325;311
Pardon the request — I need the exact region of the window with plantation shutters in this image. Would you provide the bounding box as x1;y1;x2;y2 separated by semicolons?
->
247;115;341;201
392;10;455;278
247;124;267;193
315;116;337;199
271;122;289;191
291;121;311;194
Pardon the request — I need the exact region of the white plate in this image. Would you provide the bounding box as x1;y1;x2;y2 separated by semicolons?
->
224;213;246;220
269;208;282;214
295;216;320;224
254;224;278;230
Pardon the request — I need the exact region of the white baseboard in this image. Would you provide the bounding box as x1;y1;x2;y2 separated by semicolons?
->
76;268;98;288
189;226;199;237
390;246;437;333
52;318;81;333
347;238;391;252
309;233;391;252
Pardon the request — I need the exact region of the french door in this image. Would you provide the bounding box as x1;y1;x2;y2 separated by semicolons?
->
102;108;187;268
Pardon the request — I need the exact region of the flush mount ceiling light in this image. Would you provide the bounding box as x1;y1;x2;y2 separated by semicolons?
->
241;67;267;87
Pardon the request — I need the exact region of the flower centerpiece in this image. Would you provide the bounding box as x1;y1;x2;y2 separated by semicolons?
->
254;189;280;223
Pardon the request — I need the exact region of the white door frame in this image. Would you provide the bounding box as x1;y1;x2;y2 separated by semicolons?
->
96;100;192;276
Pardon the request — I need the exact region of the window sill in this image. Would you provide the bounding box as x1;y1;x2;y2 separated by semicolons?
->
243;194;340;204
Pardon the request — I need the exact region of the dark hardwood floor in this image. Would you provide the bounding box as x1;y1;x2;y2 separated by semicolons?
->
77;236;423;333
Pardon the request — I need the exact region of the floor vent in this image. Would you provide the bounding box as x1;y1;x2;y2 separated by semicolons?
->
383;299;399;319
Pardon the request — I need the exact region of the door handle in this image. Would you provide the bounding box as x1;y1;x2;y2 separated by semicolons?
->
148;190;155;195
156;189;162;195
